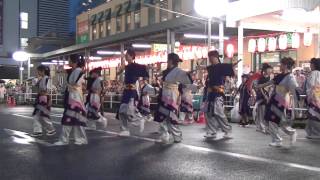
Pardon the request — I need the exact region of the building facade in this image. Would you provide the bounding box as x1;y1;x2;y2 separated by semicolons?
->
76;0;190;44
0;0;70;70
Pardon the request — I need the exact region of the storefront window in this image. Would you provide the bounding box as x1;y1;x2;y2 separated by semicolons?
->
99;22;104;38
92;25;97;40
106;21;111;36
148;7;155;25
160;0;168;22
125;14;131;31
255;50;297;72
134;11;140;28
116;17;121;33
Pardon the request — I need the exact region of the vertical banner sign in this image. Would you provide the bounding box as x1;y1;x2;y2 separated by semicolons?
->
0;0;3;44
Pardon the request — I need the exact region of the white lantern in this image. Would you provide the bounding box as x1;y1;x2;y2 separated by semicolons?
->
248;39;256;53
258;38;266;52
268;37;277;51
292;33;300;48
304;30;312;47
279;34;288;50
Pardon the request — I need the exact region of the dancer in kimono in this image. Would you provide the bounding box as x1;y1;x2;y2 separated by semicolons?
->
86;67;107;130
305;58;320;139
254;63;273;134
200;50;237;139
55;54;88;145
32;65;56;137
138;79;155;122
117;48;149;136
257;57;298;147
155;53;193;144
237;74;251;127
179;83;197;124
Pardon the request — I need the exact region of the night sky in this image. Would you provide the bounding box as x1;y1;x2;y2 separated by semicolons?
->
69;0;82;33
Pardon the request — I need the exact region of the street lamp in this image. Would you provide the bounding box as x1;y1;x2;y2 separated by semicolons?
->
194;0;229;64
12;50;30;84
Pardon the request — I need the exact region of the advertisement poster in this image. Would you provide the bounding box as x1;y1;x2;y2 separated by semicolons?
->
77;20;89;44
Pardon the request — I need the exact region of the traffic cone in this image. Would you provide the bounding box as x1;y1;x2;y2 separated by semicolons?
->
197;112;206;124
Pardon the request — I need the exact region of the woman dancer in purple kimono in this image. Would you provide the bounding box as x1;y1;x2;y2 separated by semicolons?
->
155;53;193;144
32;65;56;137
86;67;107;130
55;54;88;145
257;57;299;147
305;58;320;139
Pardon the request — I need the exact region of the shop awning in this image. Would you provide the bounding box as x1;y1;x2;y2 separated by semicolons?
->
30;15;206;59
104;8;112;20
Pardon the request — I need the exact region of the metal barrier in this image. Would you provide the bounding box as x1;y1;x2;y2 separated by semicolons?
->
13;92;309;119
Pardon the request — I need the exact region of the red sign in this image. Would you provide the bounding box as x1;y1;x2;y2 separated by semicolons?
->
77;20;89;35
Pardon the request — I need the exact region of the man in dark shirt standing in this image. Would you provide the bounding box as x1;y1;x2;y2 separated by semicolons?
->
202;50;236;139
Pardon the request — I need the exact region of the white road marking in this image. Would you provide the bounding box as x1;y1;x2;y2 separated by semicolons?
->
10;113;320;173
182;144;320;172
4;128;53;147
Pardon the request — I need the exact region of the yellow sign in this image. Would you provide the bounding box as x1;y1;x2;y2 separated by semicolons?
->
152;44;167;52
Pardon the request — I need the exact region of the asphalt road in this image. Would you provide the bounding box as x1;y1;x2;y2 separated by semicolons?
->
0;105;320;180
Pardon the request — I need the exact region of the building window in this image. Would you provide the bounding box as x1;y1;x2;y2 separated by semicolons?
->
20;38;28;47
20;12;28;29
173;0;181;18
125;14;131;31
92;25;97;40
99;22;104;38
160;0;168;22
106;21;111;36
148;7;155;25
134;11;140;28
116;17;121;33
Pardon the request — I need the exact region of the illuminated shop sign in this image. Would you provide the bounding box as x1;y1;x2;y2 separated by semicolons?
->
87;45;209;70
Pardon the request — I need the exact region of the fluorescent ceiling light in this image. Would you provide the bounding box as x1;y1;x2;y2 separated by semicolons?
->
184;34;229;40
97;51;121;55
41;62;57;65
89;56;102;60
132;44;152;48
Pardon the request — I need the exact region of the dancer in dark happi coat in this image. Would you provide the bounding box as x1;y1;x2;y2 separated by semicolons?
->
257;57;298;147
32;65;56;137
199;50;238;139
55;54;88;145
86;67;107;130
117;48;149;137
